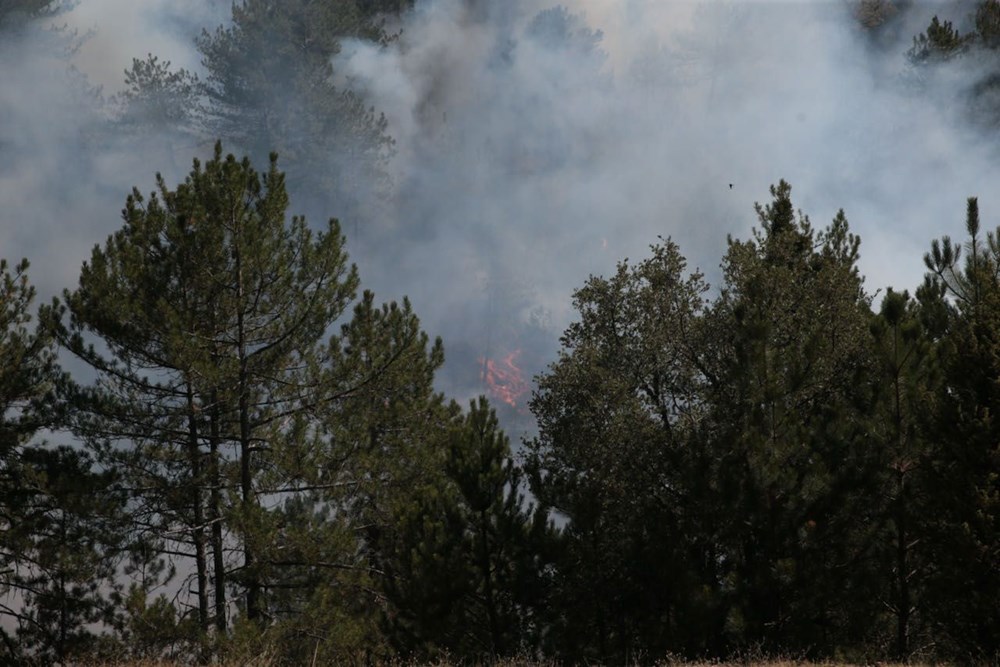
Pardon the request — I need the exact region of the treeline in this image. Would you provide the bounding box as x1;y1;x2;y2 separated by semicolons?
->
2;153;999;665
526;184;999;664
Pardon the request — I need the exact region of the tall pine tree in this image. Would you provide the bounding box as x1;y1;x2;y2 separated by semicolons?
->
701;181;880;655
921;197;1000;660
48;142;360;653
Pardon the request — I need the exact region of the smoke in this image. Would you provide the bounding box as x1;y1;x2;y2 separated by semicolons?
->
3;0;1000;433
0;1;227;304
333;0;1000;429
63;0;229;92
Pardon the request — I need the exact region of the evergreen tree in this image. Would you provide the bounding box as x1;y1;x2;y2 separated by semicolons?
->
445;397;537;658
115;54;202;136
976;0;1000;48
907;15;971;63
0;0;60;28
868;288;939;661
921;197;1000;660
906;2;1000;127
702;181;880;655
0;258;59;475
253;293;455;661
4;446;126;664
0;259;124;664
47;142;360;654
381;396;539;660
357;0;414;18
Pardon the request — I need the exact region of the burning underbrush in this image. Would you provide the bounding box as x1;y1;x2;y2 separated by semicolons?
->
480;349;531;409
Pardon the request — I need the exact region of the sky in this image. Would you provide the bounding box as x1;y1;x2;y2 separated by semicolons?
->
5;0;1000;432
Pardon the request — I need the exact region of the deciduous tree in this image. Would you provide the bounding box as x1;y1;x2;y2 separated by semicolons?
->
526;238;710;661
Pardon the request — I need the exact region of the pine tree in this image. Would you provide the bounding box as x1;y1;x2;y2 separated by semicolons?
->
907;15;971;63
0;258;59;471
115;54;202;141
702;181;879;654
253;292;462;661
445;397;534;658
4;446;127;664
0;259;124;664
48;142;360;651
0;0;62;28
920;197;1000;660
323;293;456;657
363;397;539;661
905;2;1000;127
869;289;939;660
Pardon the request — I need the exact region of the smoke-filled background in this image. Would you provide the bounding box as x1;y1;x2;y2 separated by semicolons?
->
4;0;999;435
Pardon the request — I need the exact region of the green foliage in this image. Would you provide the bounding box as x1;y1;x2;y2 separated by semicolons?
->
868;289;940;660
526;182;894;660
705;182;879;655
116;586;202;663
918;198;1000;660
445;397;538;656
855;0;900;31
0;259;60;457
0;259;107;664
369;396;541;661
906;2;1000;127
257;292;455;660
357;0;415;18
2;446;126;664
0;0;62;29
976;0;1000;48
526;238;710;661
908;15;971;63
5;118;1000;664
46;141;361;657
525;6;605;58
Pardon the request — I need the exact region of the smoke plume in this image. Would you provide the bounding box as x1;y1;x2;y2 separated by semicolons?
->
4;0;1000;433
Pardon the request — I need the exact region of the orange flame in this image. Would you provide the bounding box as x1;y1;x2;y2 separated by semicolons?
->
480;349;529;408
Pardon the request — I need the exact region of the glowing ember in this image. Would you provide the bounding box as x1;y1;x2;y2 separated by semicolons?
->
480;349;529;408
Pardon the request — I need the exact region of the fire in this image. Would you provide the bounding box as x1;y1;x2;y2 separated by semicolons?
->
480;349;529;408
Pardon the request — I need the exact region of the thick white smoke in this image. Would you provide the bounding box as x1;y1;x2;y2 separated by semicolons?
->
334;0;1000;426
63;0;229;92
0;1;228;304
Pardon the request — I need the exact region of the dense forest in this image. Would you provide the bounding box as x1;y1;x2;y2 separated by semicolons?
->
1;0;1000;665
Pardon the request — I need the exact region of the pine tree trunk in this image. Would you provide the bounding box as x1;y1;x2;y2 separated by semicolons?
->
239;388;258;621
58;545;68;664
478;510;501;655
894;466;910;660
234;241;260;622
185;383;210;634
893;343;910;662
209;391;227;633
